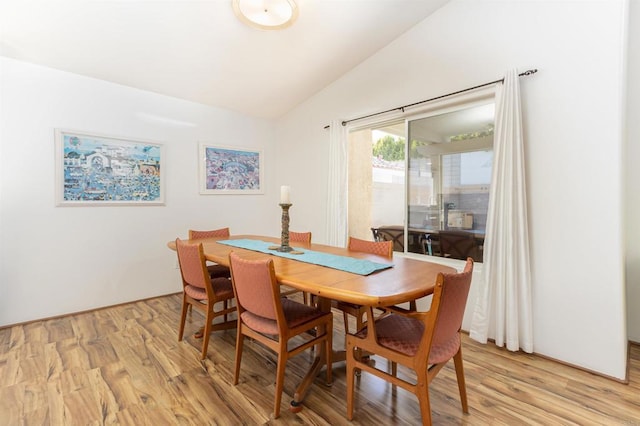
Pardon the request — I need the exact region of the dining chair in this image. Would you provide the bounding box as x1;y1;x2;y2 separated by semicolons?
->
228;251;333;418
346;258;474;425
280;231;313;304
438;230;481;262
373;226;405;252
188;228;233;335
375;226;429;255
334;237;394;335
289;231;312;244
370;227;380;242
189;228;232;279
175;238;237;360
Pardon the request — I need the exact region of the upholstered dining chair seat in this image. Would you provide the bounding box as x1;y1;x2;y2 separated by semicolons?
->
184;278;233;301
240;298;329;335
355;313;461;364
355;314;423;356
207;264;232;279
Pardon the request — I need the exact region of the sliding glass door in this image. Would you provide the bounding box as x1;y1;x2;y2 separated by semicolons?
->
348;102;494;261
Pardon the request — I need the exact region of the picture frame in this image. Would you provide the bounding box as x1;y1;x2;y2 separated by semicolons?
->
199;143;264;195
55;129;165;206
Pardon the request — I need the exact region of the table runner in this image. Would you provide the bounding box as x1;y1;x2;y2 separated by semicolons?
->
218;239;393;276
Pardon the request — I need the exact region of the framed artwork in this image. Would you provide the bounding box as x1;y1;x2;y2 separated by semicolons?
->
199;143;264;195
55;129;165;206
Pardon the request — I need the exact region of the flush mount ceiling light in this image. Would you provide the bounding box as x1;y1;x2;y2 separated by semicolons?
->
232;0;299;30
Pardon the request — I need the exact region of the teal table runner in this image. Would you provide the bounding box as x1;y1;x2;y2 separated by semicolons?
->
218;239;393;276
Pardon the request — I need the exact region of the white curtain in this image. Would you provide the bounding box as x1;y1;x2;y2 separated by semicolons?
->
325;120;348;247
469;69;533;353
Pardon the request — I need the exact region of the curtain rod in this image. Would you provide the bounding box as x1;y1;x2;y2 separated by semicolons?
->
323;68;537;129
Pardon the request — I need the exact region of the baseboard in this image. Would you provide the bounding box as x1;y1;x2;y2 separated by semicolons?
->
461;330;630;384
0;291;182;331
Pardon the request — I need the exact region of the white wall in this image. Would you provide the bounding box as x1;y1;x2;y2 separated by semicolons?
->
0;0;631;382
0;57;280;326
626;0;640;343
276;0;629;379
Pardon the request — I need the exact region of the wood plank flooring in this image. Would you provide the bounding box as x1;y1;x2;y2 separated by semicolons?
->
1;293;639;425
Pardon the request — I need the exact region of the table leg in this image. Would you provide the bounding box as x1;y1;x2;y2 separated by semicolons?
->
289;296;341;412
290;350;326;412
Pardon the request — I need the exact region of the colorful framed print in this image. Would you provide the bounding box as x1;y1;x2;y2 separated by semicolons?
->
55;129;165;206
199;143;264;195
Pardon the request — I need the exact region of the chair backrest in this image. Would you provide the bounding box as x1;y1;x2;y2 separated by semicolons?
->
348;236;393;259
421;258;474;363
438;231;479;260
189;227;230;239
175;238;212;291
289;231;312;244
228;252;281;321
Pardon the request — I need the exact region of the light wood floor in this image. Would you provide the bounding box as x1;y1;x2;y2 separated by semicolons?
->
1;293;639;425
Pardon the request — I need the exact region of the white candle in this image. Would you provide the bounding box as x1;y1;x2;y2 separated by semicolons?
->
280;185;290;204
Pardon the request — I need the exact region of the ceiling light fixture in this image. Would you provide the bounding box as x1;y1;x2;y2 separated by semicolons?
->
232;0;299;31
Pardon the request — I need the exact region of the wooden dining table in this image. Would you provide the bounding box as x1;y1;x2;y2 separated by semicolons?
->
167;234;456;412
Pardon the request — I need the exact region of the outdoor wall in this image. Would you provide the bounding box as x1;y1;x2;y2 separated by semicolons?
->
276;0;629;379
348;129;374;241
0;57;279;327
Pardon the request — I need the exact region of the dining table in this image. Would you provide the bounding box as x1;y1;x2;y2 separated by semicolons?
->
167;234;456;413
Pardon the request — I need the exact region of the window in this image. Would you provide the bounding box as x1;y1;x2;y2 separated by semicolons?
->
348;102;494;261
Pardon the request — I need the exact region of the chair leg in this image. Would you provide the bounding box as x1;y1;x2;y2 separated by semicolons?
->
233;329;245;385
346;339;356;420
200;307;213;360
273;347;287;418
324;323;333;385
356;310;365;332
178;296;189;341
342;311;350;334
354;310;366;375
453;347;469;413
415;370;432;426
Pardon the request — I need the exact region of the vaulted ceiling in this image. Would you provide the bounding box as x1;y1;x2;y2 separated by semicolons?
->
0;0;449;119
